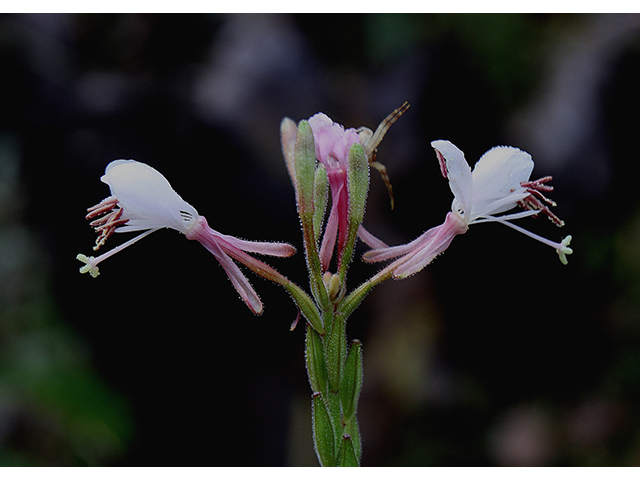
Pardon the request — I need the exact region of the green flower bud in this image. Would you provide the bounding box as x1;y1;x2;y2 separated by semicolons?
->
337;143;369;280
294;120;330;313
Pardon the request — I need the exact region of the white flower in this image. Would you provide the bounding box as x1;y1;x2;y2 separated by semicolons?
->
364;140;573;277
77;160;295;314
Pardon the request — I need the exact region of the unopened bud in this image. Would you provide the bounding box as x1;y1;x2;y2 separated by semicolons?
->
323;271;342;302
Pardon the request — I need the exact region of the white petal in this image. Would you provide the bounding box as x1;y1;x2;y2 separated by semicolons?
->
471;146;533;217
102;160;198;234
431;140;472;223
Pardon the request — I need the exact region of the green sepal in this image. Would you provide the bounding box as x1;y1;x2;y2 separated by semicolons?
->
312;392;335;467
337;271;385;323
340;339;363;421
313;165;328;242
325;312;346;392
338;434;359;467
338;143;369;281
305;324;328;396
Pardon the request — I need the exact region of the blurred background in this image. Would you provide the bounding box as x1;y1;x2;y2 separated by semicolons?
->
1;12;640;466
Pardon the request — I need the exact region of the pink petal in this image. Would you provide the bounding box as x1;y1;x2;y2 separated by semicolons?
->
185;217;263;314
357;225;388;250
214;230;296;257
319;199;339;271
393;212;467;278
199;232;263;314
363;227;438;263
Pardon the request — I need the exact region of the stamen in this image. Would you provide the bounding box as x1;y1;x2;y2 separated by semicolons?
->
518;176;564;227
84;196;130;250
92;208;128;250
86;196;119;219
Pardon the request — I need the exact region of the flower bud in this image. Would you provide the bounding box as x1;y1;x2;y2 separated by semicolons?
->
347;143;369;229
280;117;297;182
323;271;342;302
293;120;317;218
337;143;369;280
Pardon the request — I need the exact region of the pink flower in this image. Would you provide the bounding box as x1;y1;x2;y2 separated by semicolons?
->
307;113;363;271
77;160;295;314
364;140;572;277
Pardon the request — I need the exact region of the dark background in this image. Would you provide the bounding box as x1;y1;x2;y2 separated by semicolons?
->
1;13;640;466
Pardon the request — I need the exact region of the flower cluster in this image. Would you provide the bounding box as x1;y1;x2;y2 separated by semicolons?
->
76;105;573;467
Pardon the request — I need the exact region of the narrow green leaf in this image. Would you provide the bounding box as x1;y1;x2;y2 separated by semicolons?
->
305;324;328;396
312;392;335;467
345;417;362;463
284;282;324;335
340;339;363;421
325;313;346;392
338;434;359;467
